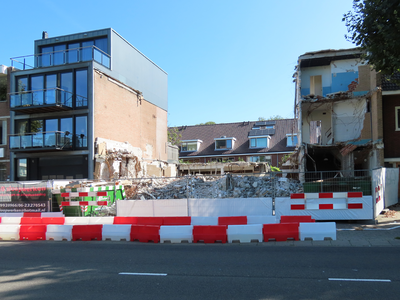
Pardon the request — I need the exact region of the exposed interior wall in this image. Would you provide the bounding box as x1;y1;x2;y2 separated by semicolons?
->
300;65;331;96
301;102;332;145
93;71;168;161
332;98;367;142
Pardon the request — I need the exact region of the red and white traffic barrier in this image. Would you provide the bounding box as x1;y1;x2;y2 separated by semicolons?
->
275;192;373;220
0;215;337;242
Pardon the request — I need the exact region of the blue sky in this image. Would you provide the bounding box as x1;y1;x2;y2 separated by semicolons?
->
0;0;356;126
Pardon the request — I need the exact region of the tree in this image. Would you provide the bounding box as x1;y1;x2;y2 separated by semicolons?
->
258;115;283;121
196;121;216;125
168;127;182;146
343;0;400;75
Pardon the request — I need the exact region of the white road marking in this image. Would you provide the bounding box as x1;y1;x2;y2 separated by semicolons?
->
329;278;391;282
119;272;167;276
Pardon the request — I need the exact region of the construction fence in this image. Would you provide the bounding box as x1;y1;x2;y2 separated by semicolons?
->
0;167;397;219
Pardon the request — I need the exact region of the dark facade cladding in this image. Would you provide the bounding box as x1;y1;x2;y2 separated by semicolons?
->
7;28;168;181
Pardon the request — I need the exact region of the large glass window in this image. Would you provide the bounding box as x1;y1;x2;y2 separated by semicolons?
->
45;74;57;104
81;41;94;62
76;69;88;107
31;75;44;105
75;116;87;148
17;159;27;181
41;46;53;67
68;43;80;64
61;72;73;106
45;119;57;147
53;44;66;66
60;118;73;149
31;120;44;147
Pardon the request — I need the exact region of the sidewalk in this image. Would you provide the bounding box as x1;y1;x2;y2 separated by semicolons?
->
276;206;400;247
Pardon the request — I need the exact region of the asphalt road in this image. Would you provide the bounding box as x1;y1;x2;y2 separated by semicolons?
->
0;242;399;300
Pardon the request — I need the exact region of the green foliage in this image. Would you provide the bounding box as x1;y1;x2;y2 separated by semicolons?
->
343;0;400;76
258;115;284;121
168;127;182;146
196;121;216;125
238;157;245;162
270;166;281;172
280;153;293;166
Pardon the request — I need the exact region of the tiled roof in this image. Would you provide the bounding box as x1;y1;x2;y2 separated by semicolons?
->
170;119;298;158
381;73;400;91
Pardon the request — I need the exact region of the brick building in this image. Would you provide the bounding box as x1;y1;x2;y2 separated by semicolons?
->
7;29;168;181
171;119;298;174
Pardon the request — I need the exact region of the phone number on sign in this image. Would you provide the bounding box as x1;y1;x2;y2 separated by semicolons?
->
0;203;46;208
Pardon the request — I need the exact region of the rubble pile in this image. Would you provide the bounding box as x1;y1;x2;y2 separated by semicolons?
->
125;175;303;200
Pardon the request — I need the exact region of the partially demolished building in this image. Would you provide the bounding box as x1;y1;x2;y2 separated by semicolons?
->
294;48;384;174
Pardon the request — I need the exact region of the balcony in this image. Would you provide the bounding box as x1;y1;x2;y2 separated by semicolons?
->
10;45;110;70
9;131;87;152
9;88;83;114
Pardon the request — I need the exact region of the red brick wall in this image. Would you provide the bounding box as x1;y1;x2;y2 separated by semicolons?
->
383;94;400;158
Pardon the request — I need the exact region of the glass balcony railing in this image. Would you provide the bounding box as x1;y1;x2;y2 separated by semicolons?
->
9;131;76;150
9;88;81;110
10;46;110;70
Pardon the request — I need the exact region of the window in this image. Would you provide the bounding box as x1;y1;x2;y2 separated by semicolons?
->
0;163;6;181
396;107;400;131
0;120;6;145
248;156;271;163
287;134;298;147
181;140;202;152
12;69;87;109
249;136;270;148
215;138;236;150
39;37;109;68
0;77;6;102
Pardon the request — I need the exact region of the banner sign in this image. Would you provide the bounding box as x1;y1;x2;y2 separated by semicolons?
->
0;182;50;212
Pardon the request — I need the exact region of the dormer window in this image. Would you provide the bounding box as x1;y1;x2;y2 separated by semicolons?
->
181;140;202;152
286;134;298;147
249;135;270;149
214;137;236;150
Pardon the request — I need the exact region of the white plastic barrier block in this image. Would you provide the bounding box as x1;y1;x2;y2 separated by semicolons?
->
0;213;24;217
46;225;73;241
160;225;193;243
102;224;131;241
247;216;277;225
299;222;336;241
64;217;90;225
189;198;273;217
190;216;218;225
88;217;114;225
227;224;263;243
41;212;64;218
0;217;22;224
0;225;20;240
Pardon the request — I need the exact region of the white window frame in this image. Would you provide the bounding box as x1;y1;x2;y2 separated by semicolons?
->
249;135;270;149
286;133;298;147
396;106;400;131
181;139;202;152
214;137;236;150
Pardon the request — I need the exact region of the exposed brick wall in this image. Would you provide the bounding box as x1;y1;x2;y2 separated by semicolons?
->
382;94;400;158
93;72;168;161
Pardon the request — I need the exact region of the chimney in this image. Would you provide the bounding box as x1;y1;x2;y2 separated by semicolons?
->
42;31;48;39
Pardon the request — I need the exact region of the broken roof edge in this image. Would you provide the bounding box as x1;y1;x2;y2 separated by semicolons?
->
299;47;363;60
